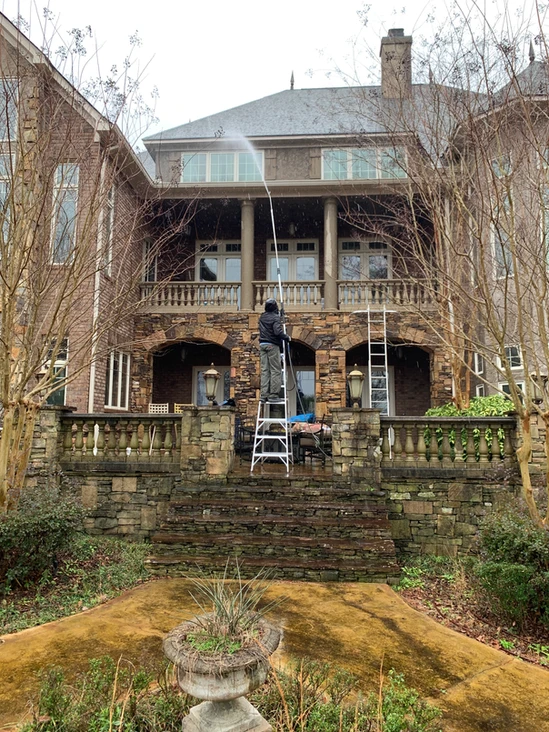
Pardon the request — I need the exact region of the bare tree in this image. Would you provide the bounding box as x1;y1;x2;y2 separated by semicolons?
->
0;15;194;512
339;2;549;526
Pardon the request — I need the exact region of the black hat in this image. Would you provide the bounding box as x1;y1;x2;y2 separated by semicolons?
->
264;298;278;312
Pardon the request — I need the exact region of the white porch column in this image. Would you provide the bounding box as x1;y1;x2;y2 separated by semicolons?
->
323;196;338;310
240;199;255;310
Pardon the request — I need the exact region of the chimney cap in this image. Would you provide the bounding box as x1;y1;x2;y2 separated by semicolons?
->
388;28;404;37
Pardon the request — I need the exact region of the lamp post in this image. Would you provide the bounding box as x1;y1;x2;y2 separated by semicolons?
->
203;364;220;405
347;365;364;408
530;373;548;405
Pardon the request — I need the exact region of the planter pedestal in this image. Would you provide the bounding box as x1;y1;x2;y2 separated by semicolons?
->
183;697;271;732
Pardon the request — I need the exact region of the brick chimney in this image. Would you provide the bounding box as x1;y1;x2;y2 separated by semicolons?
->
380;28;412;99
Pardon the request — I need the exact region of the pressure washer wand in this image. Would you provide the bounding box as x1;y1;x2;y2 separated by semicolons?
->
265;186;286;333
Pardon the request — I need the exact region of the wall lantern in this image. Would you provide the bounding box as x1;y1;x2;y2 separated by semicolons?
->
347;365;364;408
203;363;220;404
530;373;548;404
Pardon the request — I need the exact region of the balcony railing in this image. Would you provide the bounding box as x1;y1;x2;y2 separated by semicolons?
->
253;281;324;310
380;416;516;467
60;414;181;463
140;282;241;311
140;278;433;312
338;279;434;310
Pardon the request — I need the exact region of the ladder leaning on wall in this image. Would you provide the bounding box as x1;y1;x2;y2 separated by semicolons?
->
251;343;292;475
367;307;391;417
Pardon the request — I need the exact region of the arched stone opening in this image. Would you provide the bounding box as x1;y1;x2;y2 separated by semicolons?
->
345;342;431;415
152;340;231;409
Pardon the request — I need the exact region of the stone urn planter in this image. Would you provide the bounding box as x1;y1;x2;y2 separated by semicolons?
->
164;615;281;732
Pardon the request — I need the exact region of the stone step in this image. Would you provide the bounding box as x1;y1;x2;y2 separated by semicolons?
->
161;514;388;532
146;552;400;583
167;498;384;519
174;484;386;503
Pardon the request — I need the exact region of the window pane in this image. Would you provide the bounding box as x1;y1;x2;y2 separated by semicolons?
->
211;153;234;182
45;366;66;406
296;370;315;415
200;257;218;281
296;256;316;281
182;153;206;182
341;255;361;280
0;80;18;141
238;152;262;181
380;148;406;179
352;149;376;179
225;258;241;281
270;257;288;280
323;150;348;180
52;190;78;263
368;254;388;279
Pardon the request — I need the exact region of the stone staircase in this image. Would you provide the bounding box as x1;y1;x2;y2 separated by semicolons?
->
147;476;400;583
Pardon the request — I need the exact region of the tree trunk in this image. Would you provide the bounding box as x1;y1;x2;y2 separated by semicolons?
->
516;413;544;529
0;400;40;513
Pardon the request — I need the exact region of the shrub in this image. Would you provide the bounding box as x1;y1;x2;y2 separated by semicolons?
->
0;486;85;592
475;507;549;626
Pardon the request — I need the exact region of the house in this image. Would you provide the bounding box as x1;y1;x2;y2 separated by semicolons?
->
1;16;547;426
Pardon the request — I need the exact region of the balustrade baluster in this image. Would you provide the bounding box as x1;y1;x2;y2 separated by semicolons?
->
140;421;151;455
478;426;489;463
503;423;514;463
404;424;415;462
454;425;464;463
128;419;139;459
380;423;391;462
441;424;452;464
393;421;403;461
63;421;74;454
95;421;105;457
163;419;173;457
174;418;182;451
152;420;163;457
465;425;476;462
490;423;501;462
416;423;427;463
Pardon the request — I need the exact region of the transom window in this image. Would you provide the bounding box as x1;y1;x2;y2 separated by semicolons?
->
339;240;391;280
267;240;318;281
196;241;241;282
322;148;406;180
181;151;263;183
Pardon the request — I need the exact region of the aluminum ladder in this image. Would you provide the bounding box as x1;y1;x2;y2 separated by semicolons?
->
251;344;292;475
367;308;390;416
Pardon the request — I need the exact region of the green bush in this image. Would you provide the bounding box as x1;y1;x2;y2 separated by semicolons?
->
22;656;442;732
0;487;85;592
475;507;549;626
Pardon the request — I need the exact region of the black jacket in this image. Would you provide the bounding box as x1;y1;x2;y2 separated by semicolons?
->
259;311;289;347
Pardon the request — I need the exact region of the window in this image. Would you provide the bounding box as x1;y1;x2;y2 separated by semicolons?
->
492;154;511;178
51;163;79;263
473;353;484;375
193;366;230;405
0;79;18;141
322;147;406;180
339;240;391;280
102;186;115;276
143;239;158;282
493;195;513;279
499;345;522;370
267;240;318;281
499;381;524;398
196;241;241;282
345;365;395;415
288;368;315;416
475;384;485;397
45;338;68;406
181;151;263;183
0;154;12;241
105;350;130;409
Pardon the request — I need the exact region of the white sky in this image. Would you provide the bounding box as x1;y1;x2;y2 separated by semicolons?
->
0;0;544;143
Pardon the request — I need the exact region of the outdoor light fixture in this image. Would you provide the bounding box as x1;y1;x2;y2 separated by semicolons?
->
203;363;220;404
288;222;296;237
530;373;548;404
347;364;364;408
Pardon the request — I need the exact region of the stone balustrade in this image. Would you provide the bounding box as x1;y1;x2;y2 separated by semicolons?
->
380;416;517;467
60;414;181;463
253;281;324;310
140;282;241;312
338;279;434;310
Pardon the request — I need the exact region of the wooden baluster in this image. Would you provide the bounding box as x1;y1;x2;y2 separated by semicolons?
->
381;423;391;463
416;422;427;463
478;425;489;464
441;424;452;464
405;424;415;462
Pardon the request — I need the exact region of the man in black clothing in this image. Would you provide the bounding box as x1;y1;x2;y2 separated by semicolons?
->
258;298;290;402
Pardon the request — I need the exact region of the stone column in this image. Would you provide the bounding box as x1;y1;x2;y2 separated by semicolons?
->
241;200;255;311
331;407;382;483
323;197;338;310
180;406;235;482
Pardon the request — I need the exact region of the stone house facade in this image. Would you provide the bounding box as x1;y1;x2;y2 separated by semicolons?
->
2;15;547;423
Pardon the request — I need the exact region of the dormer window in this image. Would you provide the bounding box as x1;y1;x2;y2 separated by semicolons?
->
181;151;263;183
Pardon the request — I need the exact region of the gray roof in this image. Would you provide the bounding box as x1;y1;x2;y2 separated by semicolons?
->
136;148;156;177
143;85;457;143
495;60;549;100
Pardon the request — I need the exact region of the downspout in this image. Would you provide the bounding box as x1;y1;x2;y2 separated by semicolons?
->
88;157;107;412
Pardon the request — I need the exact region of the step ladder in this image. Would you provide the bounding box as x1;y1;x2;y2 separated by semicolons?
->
251;344;292;475
367;308;390;417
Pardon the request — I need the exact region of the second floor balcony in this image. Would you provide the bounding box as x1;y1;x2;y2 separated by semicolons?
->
139;278;435;313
